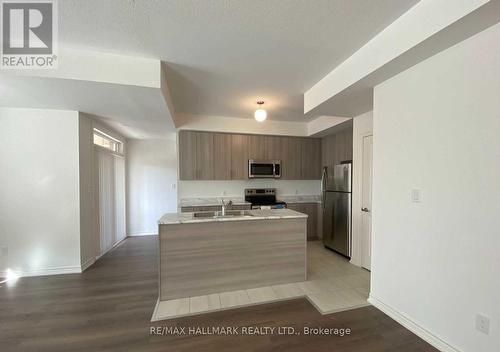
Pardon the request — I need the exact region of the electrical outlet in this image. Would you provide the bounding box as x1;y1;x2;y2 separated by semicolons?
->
475;314;490;335
171;183;176;190
411;189;422;203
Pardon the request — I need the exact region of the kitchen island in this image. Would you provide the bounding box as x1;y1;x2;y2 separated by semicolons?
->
158;209;307;301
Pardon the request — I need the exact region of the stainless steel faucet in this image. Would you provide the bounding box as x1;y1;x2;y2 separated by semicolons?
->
221;199;233;216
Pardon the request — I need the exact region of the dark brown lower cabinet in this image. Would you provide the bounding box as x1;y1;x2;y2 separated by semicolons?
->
287;203;319;240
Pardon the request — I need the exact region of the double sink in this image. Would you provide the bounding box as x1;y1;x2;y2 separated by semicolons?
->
193;210;254;219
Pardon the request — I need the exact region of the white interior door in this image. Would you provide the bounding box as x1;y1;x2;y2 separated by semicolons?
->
361;135;373;270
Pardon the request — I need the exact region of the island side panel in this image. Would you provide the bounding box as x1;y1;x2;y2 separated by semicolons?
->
159;218;307;300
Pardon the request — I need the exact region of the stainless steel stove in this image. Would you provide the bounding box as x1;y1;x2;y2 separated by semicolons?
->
244;188;287;209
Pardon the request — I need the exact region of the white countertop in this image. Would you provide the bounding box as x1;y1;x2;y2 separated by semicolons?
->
278;195;321;204
180;195;321;207
179;197;251;207
159;208;307;225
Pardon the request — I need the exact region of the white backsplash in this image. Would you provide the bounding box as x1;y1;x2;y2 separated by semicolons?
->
179;180;321;199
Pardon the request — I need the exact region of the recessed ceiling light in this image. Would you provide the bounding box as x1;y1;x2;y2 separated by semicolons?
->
254;101;267;122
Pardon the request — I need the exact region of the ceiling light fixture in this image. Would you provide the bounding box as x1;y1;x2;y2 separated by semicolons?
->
254;101;267;122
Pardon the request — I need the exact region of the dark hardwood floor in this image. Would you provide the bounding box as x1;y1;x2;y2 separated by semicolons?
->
0;236;438;352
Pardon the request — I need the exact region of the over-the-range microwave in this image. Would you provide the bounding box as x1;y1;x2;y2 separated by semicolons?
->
248;159;281;179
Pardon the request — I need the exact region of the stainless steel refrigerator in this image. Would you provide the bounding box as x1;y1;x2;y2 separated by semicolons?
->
321;161;352;258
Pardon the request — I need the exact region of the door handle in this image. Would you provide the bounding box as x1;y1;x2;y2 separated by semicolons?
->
321;167;327;192
361;207;370;212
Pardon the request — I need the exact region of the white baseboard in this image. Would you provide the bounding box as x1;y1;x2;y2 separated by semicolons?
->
368;295;461;352
1;238;128;279
80;257;96;272
96;236;127;260
4;265;82;278
128;232;157;237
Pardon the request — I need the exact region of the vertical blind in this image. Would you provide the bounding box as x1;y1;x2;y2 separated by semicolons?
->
96;149;126;256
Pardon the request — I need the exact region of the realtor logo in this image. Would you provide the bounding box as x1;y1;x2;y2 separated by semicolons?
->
1;0;58;68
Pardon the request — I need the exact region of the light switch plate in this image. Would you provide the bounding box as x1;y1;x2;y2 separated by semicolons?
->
411;189;422;203
475;314;490;335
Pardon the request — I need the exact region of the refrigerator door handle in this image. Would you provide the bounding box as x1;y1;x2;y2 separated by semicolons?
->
321;167;327;191
347;194;352;257
321;167;327;209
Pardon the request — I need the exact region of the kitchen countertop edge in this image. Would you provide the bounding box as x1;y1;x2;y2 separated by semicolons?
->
158;209;308;225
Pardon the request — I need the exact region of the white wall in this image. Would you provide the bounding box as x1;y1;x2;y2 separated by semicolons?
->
304;0;490;113
0;108;82;276
350;111;373;267
371;23;500;352
126;137;178;235
308;116;352;137
177;113;308;136
178;113;354;138
16;48;161;88
179;180;320;200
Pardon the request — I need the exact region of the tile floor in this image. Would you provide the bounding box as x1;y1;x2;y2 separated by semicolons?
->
152;241;370;321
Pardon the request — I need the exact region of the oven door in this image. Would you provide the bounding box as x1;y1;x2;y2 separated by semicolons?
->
248;160;276;178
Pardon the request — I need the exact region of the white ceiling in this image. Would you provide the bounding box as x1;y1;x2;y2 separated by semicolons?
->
0;74;175;139
59;0;419;121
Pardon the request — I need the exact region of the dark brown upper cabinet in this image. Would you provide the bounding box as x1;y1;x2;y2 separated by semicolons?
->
280;136;302;180
178;131;322;180
301;138;322;179
321;123;353;168
213;133;232;180
178;130;197;180
230;134;249;180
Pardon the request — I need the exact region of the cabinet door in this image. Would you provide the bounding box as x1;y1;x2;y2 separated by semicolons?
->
321;126;353;168
231;134;249;179
265;136;282;160
248;135;268;160
340;128;353;162
213;133;232;180
303;203;318;240
195;132;214;180
301;138;321;179
312;138;322;179
320;134;332;168
286;203;302;212
281;137;302;180
179;131;196;180
334;130;349;165
287;203;318;240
